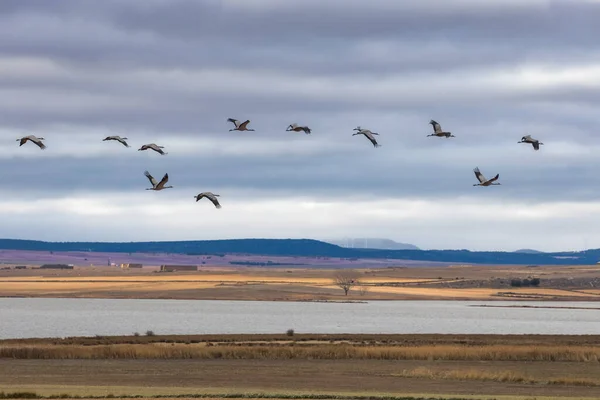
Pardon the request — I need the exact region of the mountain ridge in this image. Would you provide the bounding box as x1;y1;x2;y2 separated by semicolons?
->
0;238;597;265
323;238;420;250
514;248;545;254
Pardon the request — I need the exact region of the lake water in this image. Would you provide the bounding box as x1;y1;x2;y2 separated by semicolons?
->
0;298;599;339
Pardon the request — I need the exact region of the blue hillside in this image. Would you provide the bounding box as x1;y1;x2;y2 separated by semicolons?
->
0;238;596;265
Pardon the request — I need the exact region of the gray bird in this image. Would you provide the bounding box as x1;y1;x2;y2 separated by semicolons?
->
518;135;543;150
286;123;311;134
17;135;46;149
473;167;500;186
427;120;455;138
352;126;380;148
194;192;222;209
138;143;167;155
228;118;255;131
103;136;130;147
144;170;173;190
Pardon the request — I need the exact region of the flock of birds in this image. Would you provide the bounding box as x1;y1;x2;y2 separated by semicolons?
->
16;131;223;209
16;118;545;198
346;119;543;187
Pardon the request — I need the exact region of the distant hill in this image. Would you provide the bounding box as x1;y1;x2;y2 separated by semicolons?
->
0;238;598;265
514;248;544;254
324;238;420;250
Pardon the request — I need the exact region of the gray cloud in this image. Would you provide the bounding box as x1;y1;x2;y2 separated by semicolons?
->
1;140;599;204
1;0;599;250
3;1;600;75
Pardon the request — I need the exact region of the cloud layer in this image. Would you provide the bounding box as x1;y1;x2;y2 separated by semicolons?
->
2;0;600;252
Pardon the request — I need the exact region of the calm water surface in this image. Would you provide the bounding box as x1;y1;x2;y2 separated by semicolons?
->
0;298;599;339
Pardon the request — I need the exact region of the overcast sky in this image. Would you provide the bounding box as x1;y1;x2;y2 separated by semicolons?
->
2;0;600;252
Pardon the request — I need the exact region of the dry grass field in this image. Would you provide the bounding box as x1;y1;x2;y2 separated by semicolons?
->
0;264;600;301
1;334;600;399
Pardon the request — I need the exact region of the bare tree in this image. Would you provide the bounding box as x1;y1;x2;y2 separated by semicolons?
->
334;271;359;296
358;283;370;296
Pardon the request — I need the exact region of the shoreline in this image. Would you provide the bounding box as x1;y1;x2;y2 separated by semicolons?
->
470;304;600;310
2;294;600;303
4;331;600;347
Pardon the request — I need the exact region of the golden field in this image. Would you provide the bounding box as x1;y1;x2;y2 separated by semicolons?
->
0;263;599;301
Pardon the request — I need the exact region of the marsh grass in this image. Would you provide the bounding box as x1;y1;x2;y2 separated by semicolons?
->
1;343;600;361
393;367;599;386
5;333;600;347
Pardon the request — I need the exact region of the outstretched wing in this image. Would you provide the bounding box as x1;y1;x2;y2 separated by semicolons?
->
521;135;532;141
430;120;442;134
144;170;158;187
148;144;165;154
238;120;251;130
197;192;222;208
206;193;222;208
302;126;311;134
156;173;169;189
364;132;379;147
117;137;129;147
473;167;487;183
227;118;239;127
488;173;500;184
34;139;46;149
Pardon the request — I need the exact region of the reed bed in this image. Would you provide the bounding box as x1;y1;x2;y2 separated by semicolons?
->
394;367;600;386
1;343;600;361
5;333;600;347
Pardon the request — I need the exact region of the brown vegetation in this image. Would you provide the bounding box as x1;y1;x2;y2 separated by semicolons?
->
2;334;600;399
3;333;600;364
2;264;600;301
394;366;600;386
1;358;600;399
2;342;600;362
